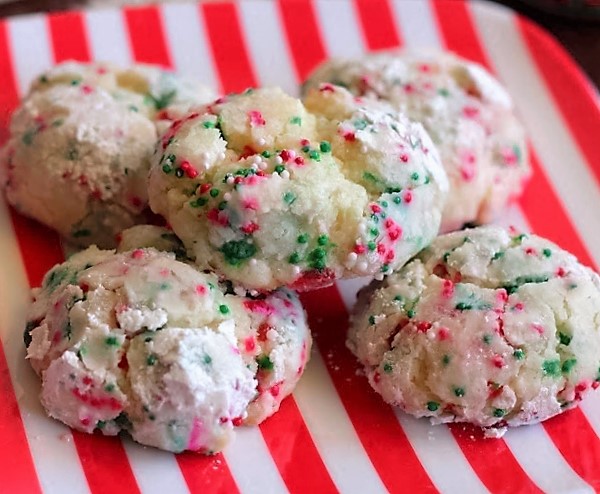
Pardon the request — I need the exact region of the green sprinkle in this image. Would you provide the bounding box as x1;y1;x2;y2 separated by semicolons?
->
70;79;81;86
542;248;552;258
128;105;139;112
453;387;465;397
261;150;272;158
218;201;227;211
220;240;257;265
492;251;504;261
209;188;219;198
51;119;64;127
203;121;216;128
370;228;379;237
559;332;572;346
407;309;415;319
219;304;230;315
353;119;367;130
257;355;274;371
493;408;506;417
203;354;212;365
105;383;115;392
410;172;419;181
274;165;285;174
105;336;119;347
190;197;208;208
151;89;177;110
455;302;472;311
290;116;302;125
66;146;79;160
319;141;331;153
367;241;376;251
308;150;321;161
393;295;403;302
289;252;301;264
301;145;311;153
96;420;106;430
317;234;329;246
368;315;376;325
513;349;525;360
562;358;577;374
542;359;561;377
22;130;35;146
297;234;309;244
513;144;522;163
483;334;492;345
383;362;393;373
442;354;451;366
438;88;450;97
427;401;439;412
147;354;157;366
283;191;296;204
393;196;402;204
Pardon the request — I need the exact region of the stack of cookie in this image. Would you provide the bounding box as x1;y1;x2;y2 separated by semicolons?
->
3;50;599;453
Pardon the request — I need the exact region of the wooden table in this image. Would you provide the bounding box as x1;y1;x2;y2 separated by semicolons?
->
0;0;598;89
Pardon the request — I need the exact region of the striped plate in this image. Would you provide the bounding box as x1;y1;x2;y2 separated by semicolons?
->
1;1;599;493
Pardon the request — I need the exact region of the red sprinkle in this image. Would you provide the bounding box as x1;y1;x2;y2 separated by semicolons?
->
400;153;409;163
195;284;206;295
81;84;93;95
524;247;537;256
280;149;295;162
257;322;271;342
294;156;305;166
241;222;260;234
442;279;454;298
342;131;356;142
403;190;413;203
244;337;256;353
248;110;266;126
416;321;432;333
354;244;367;254
556;267;566;277
531;323;544;335
180;160;199;179
491;355;505;368
438;327;450;340
131;249;144;260
462;106;479;118
319;83;335;93
373;372;381;384
232;417;243;427
199;183;212;194
371;204;382;214
269;384;281;397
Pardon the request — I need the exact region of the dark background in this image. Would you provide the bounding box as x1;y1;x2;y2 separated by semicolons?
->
0;0;598;89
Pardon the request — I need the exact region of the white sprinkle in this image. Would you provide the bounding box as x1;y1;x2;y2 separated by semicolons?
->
251;155;262;165
357;223;366;234
251;163;259;171
275;156;283;165
259;161;268;170
223;192;232;201
357;261;368;273
226;176;235;184
257;137;266;146
280;170;290;180
374;272;384;281
292;266;301;276
249;290;259;297
347;252;358;263
249;258;257;266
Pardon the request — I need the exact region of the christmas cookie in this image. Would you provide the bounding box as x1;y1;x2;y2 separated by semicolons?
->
2;62;215;248
304;51;530;232
25;247;311;453
348;225;600;434
148;86;448;291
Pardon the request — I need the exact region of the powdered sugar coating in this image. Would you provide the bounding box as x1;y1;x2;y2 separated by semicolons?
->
349;226;600;433
148;86;447;291
26;247;311;453
305;51;530;232
2;62;215;248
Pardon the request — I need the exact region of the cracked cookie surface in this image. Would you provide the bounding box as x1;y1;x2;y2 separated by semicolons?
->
348;225;600;434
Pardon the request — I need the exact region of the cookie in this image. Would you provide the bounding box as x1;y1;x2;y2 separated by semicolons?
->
148;86;448;291
2;62;215;248
25;247;311;453
348;225;600;435
304;51;530;232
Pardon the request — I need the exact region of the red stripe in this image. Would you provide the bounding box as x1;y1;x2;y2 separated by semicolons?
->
47;11;91;62
200;2;257;93
449;424;543;494
0;344;43;493
522;150;596;270
259;398;338;494
301;288;437;493
124;5;173;69
176;453;240;494
518;17;600;188
71;432;140;494
276;0;327;83
543;409;600;489
353;0;402;51
0;21;19;145
432;1;600;489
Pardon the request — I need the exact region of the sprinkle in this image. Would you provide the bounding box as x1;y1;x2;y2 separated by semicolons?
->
220;240;257;265
297;234;309;244
209;188;219;198
493;408;506;417
542;359;561;377
562;358;577;374
427;401;439;412
131;249;144;260
513;349;525;360
383;362;393;373
219;305;230;315
442;354;451;365
248;110;265;126
257;355;274;370
559;332;572;346
290;116;302;125
542;248;552;258
317;235;329;246
289;252;301;264
146;354;157;366
319;141;331;153
105;336;119;346
491;355;504;368
453;387;465;397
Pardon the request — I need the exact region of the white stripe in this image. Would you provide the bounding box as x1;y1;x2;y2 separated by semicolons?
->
314;0;365;59
222;427;288;494
85;9;132;66
395;413;489;494
292;348;387;494
471;2;600;269
391;0;442;49
161;3;219;91
122;439;190;494
0;200;91;494
7;15;53;95
580;391;600;441
238;1;297;95
503;424;594;494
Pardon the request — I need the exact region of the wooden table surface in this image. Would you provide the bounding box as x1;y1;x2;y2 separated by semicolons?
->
0;0;598;89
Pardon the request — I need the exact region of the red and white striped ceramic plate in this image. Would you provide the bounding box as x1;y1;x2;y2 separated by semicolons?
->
1;1;599;492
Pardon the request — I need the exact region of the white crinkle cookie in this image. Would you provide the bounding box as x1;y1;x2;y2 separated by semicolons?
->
25;247;311;453
148;86;448;292
348;225;600;435
304;51;530;232
2;61;215;248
